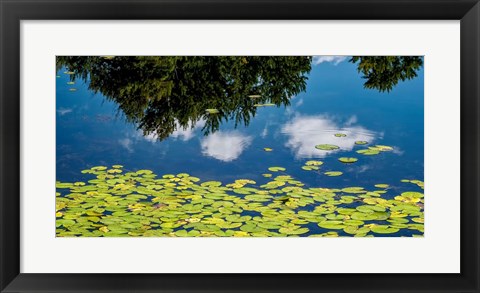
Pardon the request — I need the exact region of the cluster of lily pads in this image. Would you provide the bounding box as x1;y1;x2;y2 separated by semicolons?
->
56;161;424;237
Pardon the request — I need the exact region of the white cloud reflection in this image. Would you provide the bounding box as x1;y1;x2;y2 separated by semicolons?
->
57;108;73;116
171;119;206;141
118;138;134;153
141;119;206;142
200;131;252;162
313;56;348;65
281;115;376;158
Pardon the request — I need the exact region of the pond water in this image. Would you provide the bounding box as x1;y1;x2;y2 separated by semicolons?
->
56;56;424;237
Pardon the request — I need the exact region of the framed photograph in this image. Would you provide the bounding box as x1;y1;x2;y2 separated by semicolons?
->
1;0;479;292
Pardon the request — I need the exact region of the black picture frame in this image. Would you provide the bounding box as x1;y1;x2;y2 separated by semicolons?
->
1;0;479;292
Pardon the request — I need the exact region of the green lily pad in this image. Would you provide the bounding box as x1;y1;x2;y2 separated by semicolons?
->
338;157;358;163
373;145;394;151
343;226;370;235
342;187;365;193
136;169;153;175
240;223;264;233
356;149;380;155
264;148;273;152
411;217;424;223
216;222;242;229
318;221;346;230
356;205;386;213
343;219;365;226
205;109;219;114
305;160;323;166
324;171;343;177
200;181;222;187
400;191;424;198
370;225;400;234
268;167;286;172
334;133;346;137
315;144;339;151
350;212;379;221
279;226;309;235
355;141;368;145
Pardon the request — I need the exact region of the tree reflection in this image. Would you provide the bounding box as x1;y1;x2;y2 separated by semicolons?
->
350;56;423;92
57;56;312;140
56;56;422;141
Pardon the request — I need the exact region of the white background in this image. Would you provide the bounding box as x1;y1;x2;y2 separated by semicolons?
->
21;21;460;273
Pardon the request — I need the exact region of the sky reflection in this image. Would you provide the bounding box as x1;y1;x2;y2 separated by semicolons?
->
281;114;377;158
200;131;253;162
56;57;424;189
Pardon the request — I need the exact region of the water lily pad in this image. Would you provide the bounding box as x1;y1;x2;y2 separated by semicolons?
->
324;171;343;177
343;226;370;235
279;226;309;235
370;225;400;234
341;187;365;193
334;133;346;137
205;109;219;114
338;157;358;163
356;149;380;155
356;205;386;213
305;160;323;166
302;166;319;171
200;181;222;187
373;145;394;151
257;222;282;230
343;219;365;226
411;217;424;223
240;223;264;233
264;148;273;152
268;167;286;172
350;212;378;221
355;141;368;145
318;221;346;230
315;144;339;151
374;184;389;189
400;191;424;198
248;95;261;98
216;222;242;229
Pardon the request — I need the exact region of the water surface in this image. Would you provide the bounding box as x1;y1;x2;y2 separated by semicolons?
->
56;56;424;237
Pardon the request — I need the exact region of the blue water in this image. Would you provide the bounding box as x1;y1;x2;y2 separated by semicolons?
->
57;58;424;194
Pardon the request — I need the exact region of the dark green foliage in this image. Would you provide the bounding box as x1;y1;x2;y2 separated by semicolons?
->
57;56;312;140
350;56;423;92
